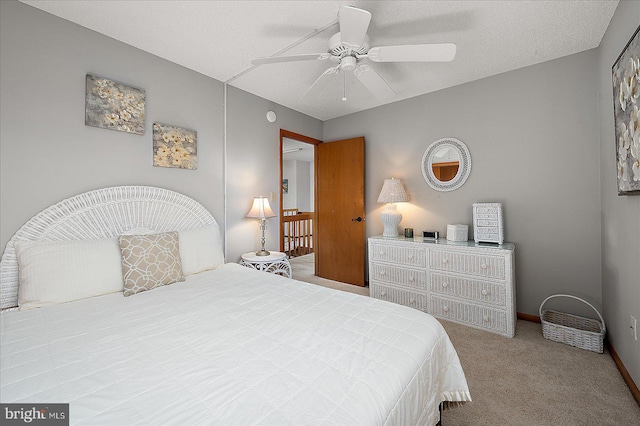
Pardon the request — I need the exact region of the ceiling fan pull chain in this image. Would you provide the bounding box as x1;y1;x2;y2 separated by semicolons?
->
342;72;347;102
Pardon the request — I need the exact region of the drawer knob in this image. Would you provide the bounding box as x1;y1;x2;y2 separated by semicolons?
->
408;276;415;282
481;290;489;296
443;306;449;312
408;255;415;260
480;263;487;270
442;282;448;288
441;258;449;264
379;270;386;276
483;316;489;322
409;298;416;304
379;250;386;256
380;291;387;297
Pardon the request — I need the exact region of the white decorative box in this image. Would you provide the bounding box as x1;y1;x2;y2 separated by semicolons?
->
473;203;504;244
446;224;468;242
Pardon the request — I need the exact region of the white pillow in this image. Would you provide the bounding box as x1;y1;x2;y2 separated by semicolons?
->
178;225;225;275
15;238;124;310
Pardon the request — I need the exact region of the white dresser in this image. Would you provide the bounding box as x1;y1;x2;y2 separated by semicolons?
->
368;236;516;337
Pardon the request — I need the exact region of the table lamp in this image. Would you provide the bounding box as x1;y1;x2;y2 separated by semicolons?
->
377;178;410;237
246;196;276;256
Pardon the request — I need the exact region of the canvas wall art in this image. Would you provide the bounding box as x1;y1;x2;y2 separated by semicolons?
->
153;123;197;170
85;74;145;135
612;26;640;195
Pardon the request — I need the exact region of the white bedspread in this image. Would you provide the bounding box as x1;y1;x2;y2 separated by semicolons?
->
1;263;470;425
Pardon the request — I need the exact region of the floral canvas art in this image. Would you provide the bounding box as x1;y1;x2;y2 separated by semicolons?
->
612;26;640;195
153;123;197;170
85;74;145;135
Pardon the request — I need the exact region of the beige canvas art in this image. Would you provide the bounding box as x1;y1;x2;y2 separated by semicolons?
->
85;74;145;135
153;123;197;170
612;26;640;195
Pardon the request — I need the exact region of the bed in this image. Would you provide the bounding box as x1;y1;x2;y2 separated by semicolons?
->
0;186;470;425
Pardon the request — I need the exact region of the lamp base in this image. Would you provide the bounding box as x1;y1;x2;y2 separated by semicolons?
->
381;203;402;237
255;249;271;256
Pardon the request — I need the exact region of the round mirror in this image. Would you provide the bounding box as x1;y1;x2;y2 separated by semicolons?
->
421;138;471;191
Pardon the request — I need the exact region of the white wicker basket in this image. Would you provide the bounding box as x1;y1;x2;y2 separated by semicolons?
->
539;294;605;353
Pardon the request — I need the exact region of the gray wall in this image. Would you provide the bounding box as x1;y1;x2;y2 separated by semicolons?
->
323;50;602;319
283;160;298;209
225;86;321;262
282;160;312;212
597;0;640;386
0;0;224;249
0;1;322;265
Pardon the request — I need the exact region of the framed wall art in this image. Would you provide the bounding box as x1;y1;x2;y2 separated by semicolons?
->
85;74;145;135
612;25;640;195
153;123;197;170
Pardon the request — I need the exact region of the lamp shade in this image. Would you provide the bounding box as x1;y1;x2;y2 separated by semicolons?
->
377;178;410;203
246;196;276;219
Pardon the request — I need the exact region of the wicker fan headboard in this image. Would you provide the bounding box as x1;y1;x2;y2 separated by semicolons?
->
0;186;219;310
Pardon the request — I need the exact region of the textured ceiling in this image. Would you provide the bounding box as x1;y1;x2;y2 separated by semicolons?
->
21;0;619;121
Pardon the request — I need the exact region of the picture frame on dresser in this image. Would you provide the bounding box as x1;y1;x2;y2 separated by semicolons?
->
368;236;516;337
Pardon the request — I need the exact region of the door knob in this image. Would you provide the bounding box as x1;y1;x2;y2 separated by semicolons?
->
351;216;364;222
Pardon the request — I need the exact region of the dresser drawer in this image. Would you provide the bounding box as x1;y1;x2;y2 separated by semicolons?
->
430;273;506;306
430;295;507;334
475;205;499;215
370;282;427;312
476;219;499;227
370;243;426;268
429;249;505;279
475;229;500;239
370;263;427;290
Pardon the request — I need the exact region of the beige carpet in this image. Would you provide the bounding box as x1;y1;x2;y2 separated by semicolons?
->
289;254;640;425
289;253;369;296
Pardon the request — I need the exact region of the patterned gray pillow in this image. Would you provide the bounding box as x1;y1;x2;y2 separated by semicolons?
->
118;231;184;297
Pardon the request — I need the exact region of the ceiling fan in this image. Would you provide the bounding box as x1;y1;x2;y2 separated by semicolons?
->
251;6;456;102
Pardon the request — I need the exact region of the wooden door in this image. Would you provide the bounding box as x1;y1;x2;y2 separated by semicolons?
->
316;137;366;286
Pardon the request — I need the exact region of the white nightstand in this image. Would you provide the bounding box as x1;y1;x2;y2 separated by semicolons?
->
239;251;292;278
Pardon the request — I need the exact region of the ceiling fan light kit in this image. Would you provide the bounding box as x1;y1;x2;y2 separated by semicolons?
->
251;5;456;103
340;56;357;72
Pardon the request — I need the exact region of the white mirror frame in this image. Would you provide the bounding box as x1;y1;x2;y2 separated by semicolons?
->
421;137;472;192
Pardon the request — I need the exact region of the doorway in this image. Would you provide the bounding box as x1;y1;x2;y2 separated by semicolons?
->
279;130;321;274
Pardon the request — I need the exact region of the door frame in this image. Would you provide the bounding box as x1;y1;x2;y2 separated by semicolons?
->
279;129;322;273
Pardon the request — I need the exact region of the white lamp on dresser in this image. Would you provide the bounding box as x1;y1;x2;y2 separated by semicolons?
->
377;178;410;237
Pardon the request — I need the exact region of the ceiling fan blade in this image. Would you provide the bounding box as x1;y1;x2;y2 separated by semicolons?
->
367;43;457;63
354;64;396;101
298;65;340;103
339;6;371;49
252;53;331;66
